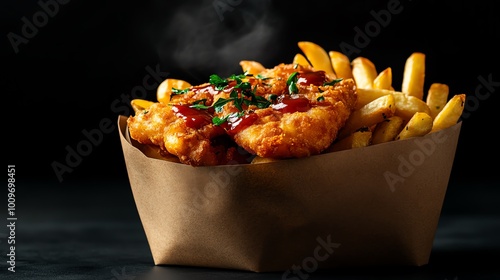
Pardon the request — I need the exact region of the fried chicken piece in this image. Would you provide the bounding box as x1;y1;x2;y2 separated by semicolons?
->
215;63;358;158
128;63;356;164
127;102;236;166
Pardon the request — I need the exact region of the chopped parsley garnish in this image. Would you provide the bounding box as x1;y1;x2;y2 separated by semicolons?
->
171;87;189;95
323;78;343;86
255;74;271;80
317;95;325;102
189;99;210;110
168;87;190;101
287;72;299;94
212;112;245;126
209;74;229;90
190;73;273;125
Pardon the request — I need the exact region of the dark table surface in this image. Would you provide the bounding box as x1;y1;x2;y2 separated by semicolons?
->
3;179;499;280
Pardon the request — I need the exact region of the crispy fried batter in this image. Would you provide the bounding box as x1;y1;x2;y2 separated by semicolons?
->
233;78;357;158
127;102;236;166
127;63;357;164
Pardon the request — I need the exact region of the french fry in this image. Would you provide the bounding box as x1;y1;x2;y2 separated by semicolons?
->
131;99;154;114
431;93;466;132
392;92;432;122
351;57;378;89
396;112;433;140
328;50;353;79
373;67;392;90
338;94;396;139
401;52;425;99
157;79;192;104
292;53;310;67
298;41;336;77
371;116;404;144
355;88;399;110
328;131;372;152
426;83;450;119
240;60;266;75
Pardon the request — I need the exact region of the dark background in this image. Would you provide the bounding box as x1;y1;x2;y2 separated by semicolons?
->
2;0;500;279
2;0;499;186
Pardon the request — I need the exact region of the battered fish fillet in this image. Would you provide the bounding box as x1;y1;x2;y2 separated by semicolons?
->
127;102;236;166
214;63;358;158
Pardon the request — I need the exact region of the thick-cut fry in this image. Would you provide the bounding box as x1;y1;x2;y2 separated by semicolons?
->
328;50;353;79
392;92;431;122
371;116;404;144
401;52;425;99
396;112;433;140
292;53;310;67
157;79;192;104
431;93;465;132
355;88;399;110
373;67;392;90
328;131;372;152
426;83;450;119
239;60;266;75
131;99;154;114
351;57;378;89
356;90;431;120
298;41;335;77
338;94;396;139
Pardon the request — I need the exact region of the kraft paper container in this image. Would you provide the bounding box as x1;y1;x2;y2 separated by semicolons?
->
118;115;462;272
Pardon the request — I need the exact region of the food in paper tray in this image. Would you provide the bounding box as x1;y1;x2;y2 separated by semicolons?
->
127;41;465;165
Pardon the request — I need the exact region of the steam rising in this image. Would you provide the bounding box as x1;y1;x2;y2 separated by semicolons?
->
156;0;282;81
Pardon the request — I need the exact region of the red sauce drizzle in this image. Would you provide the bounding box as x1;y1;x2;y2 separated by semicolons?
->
172;105;212;129
223;113;259;137
272;97;311;114
297;71;326;86
191;84;218;95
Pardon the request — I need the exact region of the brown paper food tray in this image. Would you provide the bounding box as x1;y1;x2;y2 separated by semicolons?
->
118;115;461;272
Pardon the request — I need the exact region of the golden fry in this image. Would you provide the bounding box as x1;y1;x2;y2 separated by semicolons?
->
351;57;378;89
292;53;310;67
338;94;396;139
355;88;402;110
157;78;192;104
328;50;353;79
240;60;266;75
392;92;431;122
396;112;433;140
328;131;372;152
371;116;404;144
298;41;335;77
373;67;392;90
131;99;154;114
426;83;450;119
401;52;425;99
431;93;466;132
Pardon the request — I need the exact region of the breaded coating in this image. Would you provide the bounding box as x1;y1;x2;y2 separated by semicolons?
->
127;102;232;166
127;63;357;164
215;64;357;158
233;79;357;158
